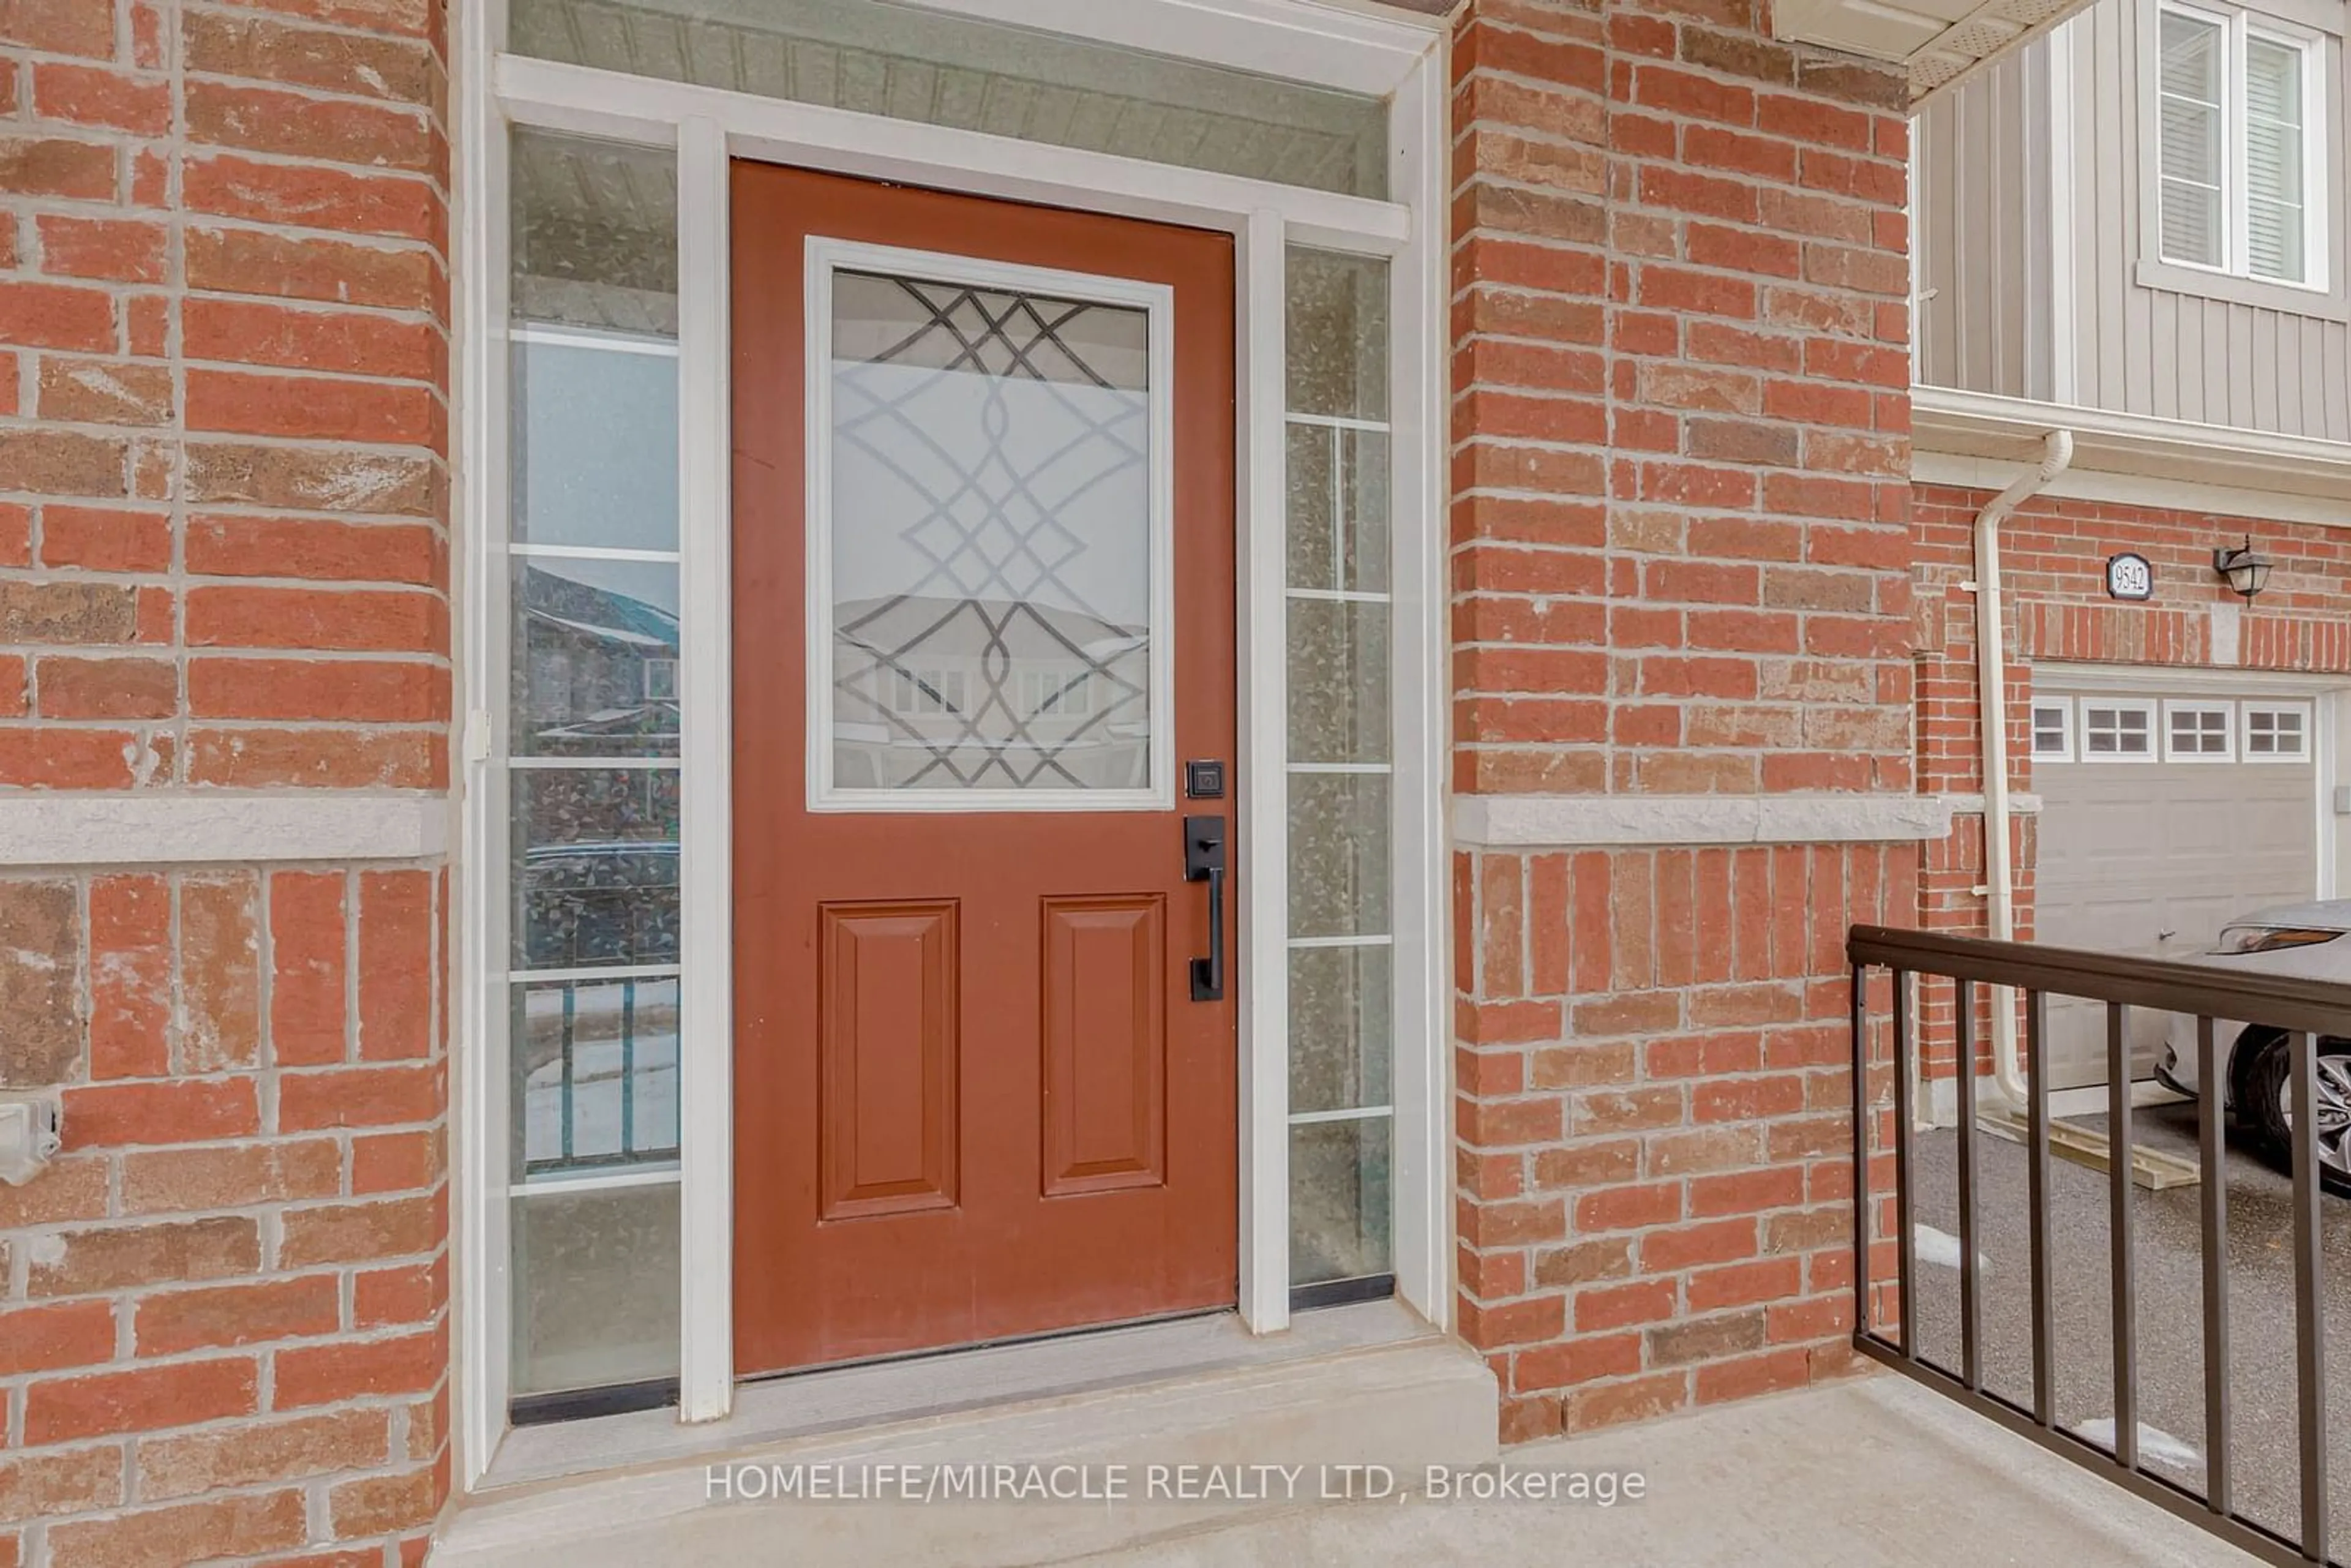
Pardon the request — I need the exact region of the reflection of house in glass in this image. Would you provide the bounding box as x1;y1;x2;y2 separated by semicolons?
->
832;594;1148;790
511;565;682;972
516;566;680;757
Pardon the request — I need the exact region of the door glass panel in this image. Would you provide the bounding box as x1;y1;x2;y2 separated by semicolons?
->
820;255;1164;803
511;558;680;758
511;767;681;969
511;1184;681;1397
512;976;681;1178
1289;945;1392;1116
1291;1117;1392;1287
512;334;679;551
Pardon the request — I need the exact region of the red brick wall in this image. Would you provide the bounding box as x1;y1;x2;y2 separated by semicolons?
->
1449;0;1916;1439
1909;481;2351;1080
0;2;451;1563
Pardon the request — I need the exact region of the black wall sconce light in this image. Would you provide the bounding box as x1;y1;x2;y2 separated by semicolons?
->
2213;536;2274;600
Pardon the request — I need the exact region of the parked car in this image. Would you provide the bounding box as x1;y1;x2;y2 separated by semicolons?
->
2155;898;2351;1194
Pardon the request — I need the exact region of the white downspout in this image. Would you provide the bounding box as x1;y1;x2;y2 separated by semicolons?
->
1973;429;2074;1106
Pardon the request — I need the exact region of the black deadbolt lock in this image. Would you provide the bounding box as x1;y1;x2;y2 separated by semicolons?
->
1185;759;1227;800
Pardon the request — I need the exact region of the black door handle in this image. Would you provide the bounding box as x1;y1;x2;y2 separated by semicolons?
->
1183;814;1226;1002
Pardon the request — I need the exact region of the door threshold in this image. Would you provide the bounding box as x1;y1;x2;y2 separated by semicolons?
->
481;1297;1431;1493
739;1304;1231;1389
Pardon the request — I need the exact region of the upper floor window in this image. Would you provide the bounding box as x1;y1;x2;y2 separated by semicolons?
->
2157;2;2328;288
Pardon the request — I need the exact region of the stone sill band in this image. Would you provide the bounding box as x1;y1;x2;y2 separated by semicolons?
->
0;793;449;866
1454;794;1956;849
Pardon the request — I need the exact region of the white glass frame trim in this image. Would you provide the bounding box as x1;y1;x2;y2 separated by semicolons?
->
2244;698;2315;760
457;0;1448;1485
2077;697;2160;762
2030;699;2074;762
2153;0;2332;293
802;239;1177;813
2161;698;2238;761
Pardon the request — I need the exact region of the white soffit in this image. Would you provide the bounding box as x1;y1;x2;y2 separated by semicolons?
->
1911;387;2351;508
1772;0;2096;105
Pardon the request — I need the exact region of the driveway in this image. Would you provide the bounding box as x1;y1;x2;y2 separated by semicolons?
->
1905;1099;2351;1564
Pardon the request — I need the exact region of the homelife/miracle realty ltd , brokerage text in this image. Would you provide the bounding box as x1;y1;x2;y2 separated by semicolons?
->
705;1463;1650;1506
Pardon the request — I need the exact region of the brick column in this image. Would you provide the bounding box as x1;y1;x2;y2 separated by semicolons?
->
1450;0;1920;1440
0;2;451;1562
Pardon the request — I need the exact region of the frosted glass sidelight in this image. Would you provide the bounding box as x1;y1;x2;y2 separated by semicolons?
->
1284;250;1389;421
1289;945;1393;1116
1281;244;1395;1289
1286;598;1389;765
1290;1119;1393;1288
509;768;681;969
504;127;691;1402
510;560;680;759
511;977;681;1178
511;1184;681;1395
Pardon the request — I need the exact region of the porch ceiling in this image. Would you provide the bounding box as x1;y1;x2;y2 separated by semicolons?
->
1768;0;2096;105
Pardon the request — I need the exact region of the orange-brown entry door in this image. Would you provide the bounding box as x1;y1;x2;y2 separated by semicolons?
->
730;162;1239;1376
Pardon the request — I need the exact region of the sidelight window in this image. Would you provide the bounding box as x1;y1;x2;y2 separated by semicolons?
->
501;128;686;1406
1284;249;1394;1294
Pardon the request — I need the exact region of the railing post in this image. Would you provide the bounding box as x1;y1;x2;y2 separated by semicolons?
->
1850;961;1870;1345
621;977;638;1157
560;980;578;1164
1955;978;1980;1391
2107;1002;2137;1472
2196;1016;2230;1518
1892;966;1914;1360
2025;987;2053;1428
2290;1030;2328;1559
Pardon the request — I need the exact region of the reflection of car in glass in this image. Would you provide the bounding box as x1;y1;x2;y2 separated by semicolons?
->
2155;899;2351;1193
518;841;679;969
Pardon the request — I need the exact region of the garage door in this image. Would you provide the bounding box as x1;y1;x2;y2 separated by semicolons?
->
2031;688;2317;1090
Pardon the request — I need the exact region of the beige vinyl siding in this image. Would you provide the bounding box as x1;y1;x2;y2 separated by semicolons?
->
1915;0;2351;442
1913;43;2055;401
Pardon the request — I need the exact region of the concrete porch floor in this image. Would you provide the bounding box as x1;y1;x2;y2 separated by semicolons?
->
1081;1372;2255;1567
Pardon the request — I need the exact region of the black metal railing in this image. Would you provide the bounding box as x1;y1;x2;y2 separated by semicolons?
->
1848;925;2351;1568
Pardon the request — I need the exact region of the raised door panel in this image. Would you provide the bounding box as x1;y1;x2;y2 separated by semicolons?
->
1040;896;1166;1196
819;901;959;1219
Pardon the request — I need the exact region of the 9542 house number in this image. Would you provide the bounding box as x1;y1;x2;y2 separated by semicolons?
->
2106;552;2154;601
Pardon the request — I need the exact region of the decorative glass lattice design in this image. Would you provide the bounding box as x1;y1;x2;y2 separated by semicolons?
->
822;264;1158;797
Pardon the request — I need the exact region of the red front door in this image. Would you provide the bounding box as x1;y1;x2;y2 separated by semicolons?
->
729;163;1239;1375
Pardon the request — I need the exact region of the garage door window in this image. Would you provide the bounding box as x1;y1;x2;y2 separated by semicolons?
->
2031;700;2074;761
2163;701;2235;761
2080;699;2156;760
2244;702;2312;760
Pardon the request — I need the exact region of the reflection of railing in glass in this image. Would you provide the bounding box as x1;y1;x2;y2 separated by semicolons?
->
518;975;681;1177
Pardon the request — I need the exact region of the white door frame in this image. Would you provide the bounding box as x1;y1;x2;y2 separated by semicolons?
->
454;0;1450;1485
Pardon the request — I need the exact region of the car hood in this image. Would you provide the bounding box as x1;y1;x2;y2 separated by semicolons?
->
2215;898;2351;937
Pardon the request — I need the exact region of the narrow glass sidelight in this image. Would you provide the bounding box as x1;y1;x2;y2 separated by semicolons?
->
504;127;683;1402
1282;248;1394;1291
810;246;1172;808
